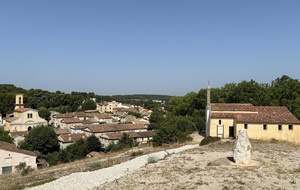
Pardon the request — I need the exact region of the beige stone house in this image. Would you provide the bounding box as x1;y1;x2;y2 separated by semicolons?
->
57;133;87;149
88;113;114;124
60;118;83;129
205;86;300;144
0;141;37;175
4;94;47;132
99;131;155;149
97;101;122;113
82;124;148;138
52;113;74;128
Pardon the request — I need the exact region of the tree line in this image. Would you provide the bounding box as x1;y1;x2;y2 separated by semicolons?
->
151;75;300;145
0;85;170;116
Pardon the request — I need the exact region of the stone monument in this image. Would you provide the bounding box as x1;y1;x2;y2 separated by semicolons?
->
233;128;252;165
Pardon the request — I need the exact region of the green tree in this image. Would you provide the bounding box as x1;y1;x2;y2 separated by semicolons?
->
38;107;51;123
0;129;14;143
20;125;59;155
65;139;88;161
119;133;133;148
128;111;142;118
152;116;196;146
86;135;101;152
81;100;97;111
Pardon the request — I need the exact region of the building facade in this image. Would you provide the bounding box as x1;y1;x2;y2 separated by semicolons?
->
0;141;37;175
4;95;47;132
206;86;300;144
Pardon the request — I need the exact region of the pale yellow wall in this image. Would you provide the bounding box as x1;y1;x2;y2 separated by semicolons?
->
0;149;37;174
210;118;235;138
236;123;300;144
4;123;11;131
136;137;153;144
54;118;64;128
8;110;47;132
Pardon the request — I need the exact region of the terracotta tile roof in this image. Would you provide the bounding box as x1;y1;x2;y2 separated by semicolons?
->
85;124;147;133
236;106;300;124
71;125;88;130
211;103;257;112
0;141;36;156
73;112;87;117
211;105;300;124
101;133;123;140
5;117;19;123
14;107;32;112
88;113;113;119
58;134;87;143
54;113;73;118
55;128;70;135
61;118;82;124
129;131;155;138
82;119;99;125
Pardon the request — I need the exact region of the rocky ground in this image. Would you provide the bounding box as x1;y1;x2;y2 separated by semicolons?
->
98;140;300;190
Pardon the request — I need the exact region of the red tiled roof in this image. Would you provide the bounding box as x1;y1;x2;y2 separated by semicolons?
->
14;108;32;112
73;112;87;117
211;103;256;112
61;118;82;124
0;141;36;156
54;113;73;118
5;117;19;123
55;128;70;135
88;113;113;119
85;124;147;133
236;106;300;124
211;105;300;124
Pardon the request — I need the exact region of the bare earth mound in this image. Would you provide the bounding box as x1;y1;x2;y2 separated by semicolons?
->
99;140;300;190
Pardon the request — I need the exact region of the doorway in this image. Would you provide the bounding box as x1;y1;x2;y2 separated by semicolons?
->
229;126;234;138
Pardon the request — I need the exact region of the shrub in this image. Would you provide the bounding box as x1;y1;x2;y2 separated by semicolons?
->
15;162;26;171
15;162;34;176
21;166;34;176
130;151;143;157
200;136;221;146
270;138;279;143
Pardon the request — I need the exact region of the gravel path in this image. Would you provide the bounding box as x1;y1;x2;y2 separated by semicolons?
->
28;144;199;190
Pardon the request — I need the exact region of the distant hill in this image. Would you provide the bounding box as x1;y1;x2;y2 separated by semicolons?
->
112;94;172;102
0;84;172;115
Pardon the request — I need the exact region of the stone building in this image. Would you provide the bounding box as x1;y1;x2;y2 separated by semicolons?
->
4;94;47;132
205;86;300;144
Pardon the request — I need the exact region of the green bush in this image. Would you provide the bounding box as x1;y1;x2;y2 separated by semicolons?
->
130;151;143;157
200;136;221;146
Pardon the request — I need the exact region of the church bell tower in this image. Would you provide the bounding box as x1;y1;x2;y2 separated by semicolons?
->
205;84;211;137
15;94;24;110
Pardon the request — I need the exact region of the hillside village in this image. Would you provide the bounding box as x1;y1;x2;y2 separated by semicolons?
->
0;75;300;190
0;93;158;175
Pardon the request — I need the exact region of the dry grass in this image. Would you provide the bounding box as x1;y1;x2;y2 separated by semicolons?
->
0;141;195;190
99;140;300;190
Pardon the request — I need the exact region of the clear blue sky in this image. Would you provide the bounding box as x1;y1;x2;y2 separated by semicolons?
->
0;1;299;96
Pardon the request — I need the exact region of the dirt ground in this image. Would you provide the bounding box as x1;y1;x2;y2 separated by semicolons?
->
98;139;300;190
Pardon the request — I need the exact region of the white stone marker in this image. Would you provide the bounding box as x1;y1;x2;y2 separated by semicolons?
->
233;128;252;165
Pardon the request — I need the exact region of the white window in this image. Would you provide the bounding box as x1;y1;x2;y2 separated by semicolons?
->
5;158;12;164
